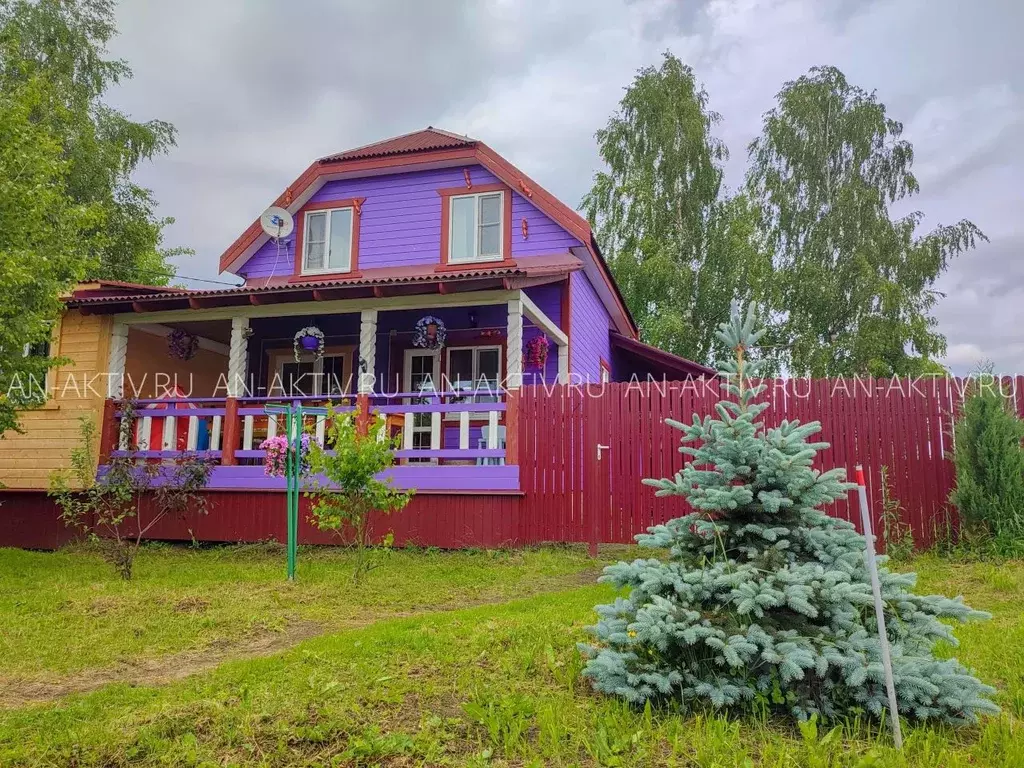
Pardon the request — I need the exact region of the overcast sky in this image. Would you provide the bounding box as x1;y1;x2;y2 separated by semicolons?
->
106;0;1023;374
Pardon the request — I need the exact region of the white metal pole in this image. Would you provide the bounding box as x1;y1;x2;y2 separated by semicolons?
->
855;464;903;750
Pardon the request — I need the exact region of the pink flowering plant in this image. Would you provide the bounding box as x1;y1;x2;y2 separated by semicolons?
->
260;432;312;477
524;334;549;369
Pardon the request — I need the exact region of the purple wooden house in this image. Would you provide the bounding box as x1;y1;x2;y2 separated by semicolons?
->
52;128;712;546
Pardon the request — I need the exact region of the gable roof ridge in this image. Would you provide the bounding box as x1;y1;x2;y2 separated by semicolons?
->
318;127;476;164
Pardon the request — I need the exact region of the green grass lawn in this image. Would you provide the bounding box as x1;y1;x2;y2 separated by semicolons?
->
0;546;1022;766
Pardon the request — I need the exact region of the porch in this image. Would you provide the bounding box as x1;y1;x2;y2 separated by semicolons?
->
100;391;521;492
96;287;569;494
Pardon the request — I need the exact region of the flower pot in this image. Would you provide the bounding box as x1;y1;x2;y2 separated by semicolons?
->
299;335;319;351
426;323;438;343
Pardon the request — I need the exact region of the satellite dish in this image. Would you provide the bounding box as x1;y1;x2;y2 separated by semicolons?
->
260;206;294;239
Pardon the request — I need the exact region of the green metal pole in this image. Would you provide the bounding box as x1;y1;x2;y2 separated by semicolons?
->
289;403;303;581
286;407;297;581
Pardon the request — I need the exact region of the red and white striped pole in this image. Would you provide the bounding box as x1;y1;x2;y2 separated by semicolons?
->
855;464;903;749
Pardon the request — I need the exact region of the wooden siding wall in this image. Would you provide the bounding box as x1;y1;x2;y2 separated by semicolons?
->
239;165;582;281
569;270;612;381
0;310;110;490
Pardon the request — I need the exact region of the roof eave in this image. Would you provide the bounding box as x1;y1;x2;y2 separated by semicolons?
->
610;332;717;378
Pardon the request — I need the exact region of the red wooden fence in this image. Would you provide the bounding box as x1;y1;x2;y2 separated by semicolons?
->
4;376;1022;551
517;376;1024;550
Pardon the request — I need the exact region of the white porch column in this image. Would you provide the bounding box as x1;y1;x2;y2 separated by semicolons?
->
558;344;569;384
227;317;249;398
107;321;129;399
507;297;523;390
358;309;377;395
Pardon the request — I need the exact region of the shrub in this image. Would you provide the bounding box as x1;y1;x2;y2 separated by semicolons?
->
305;406;412;582
950;373;1024;555
49;409;213;579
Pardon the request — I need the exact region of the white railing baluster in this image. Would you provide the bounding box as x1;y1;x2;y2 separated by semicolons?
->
316;414;326;445
459;410;470;450
162;415;177;452
404;413;414;451
118;413;130;450
186;416;199;451
487;410;499;449
243;415;254;451
211;415;222;451
138;415;152;450
430;411;441;451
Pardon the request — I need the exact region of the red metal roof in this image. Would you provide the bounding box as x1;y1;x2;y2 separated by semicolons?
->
319;127;476;163
67;254;583;309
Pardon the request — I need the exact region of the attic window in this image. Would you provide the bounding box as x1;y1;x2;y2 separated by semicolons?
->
448;191;504;263
303;207;353;274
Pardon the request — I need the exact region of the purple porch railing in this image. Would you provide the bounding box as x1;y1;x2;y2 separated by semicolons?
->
106;390;509;466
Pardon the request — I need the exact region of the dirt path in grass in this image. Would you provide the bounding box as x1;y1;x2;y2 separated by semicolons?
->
0;569;602;709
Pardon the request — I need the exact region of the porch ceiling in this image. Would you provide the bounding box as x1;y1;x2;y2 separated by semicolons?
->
67;254;582;316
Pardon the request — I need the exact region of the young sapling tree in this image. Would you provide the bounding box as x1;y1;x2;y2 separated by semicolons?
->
305;405;413;582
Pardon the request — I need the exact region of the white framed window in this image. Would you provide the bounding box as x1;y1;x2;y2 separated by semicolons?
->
448;191;504;263
302;207;354;274
446;345;502;416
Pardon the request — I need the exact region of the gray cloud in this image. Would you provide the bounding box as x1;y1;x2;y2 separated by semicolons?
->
106;0;1023;373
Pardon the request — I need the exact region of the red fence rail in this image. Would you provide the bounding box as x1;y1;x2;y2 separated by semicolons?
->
516;376;1024;550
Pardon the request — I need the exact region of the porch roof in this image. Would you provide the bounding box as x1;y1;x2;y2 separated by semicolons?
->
66;254;583;315
609;332;717;379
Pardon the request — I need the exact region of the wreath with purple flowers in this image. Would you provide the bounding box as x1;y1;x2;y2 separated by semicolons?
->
167;328;199;361
525;335;549;369
412;315;447;350
293;326;325;361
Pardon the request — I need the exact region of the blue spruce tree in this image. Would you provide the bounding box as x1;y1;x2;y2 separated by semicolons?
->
581;309;998;724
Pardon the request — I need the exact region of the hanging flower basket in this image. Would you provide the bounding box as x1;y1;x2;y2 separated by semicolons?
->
260;433;312;478
167;328;199;361
293;326;325;361
524;335;549;369
412;315;447;350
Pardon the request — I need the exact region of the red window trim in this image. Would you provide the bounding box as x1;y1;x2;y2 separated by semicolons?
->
436;183;515;271
600;357;612;384
293;197;365;277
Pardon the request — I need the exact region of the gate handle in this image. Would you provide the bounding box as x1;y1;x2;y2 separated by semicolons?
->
597;443;610;460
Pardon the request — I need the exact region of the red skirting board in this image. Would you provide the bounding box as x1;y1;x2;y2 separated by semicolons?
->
0;491;524;550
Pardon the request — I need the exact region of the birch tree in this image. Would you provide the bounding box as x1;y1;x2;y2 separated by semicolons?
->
746;66;985;376
583;53;769;364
